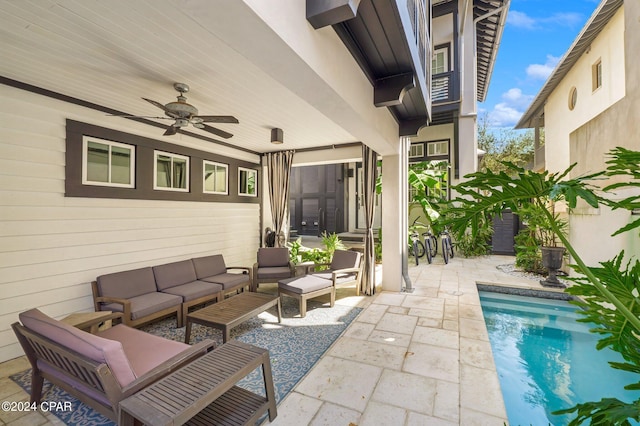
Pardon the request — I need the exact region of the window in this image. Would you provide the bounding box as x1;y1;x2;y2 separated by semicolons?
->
427;140;449;156
203;161;228;194
592;59;602;92
432;46;449;75
568;87;578;111
409;143;425;159
82;136;134;187
238;167;257;197
154;151;189;191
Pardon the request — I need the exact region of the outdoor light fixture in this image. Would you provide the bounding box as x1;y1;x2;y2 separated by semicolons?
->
271;128;284;144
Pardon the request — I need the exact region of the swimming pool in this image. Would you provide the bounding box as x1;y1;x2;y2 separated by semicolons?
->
479;290;640;426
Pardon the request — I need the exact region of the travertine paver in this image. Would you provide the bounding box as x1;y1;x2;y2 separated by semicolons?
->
295;356;382;412
328;337;407;370
370;369;437;414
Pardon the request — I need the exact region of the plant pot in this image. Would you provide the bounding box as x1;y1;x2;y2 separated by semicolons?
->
540;246;566;288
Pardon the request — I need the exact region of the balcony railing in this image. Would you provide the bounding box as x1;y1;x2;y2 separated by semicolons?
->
406;0;431;81
432;71;453;102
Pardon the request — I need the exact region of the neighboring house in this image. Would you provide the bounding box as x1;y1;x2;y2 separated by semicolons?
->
516;0;640;267
0;0;507;363
409;0;508;225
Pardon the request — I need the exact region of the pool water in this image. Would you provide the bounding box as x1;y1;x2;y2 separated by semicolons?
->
479;291;640;426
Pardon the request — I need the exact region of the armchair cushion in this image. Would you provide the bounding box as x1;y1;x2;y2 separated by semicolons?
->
257;266;293;279
310;271;358;285
19;309;136;387
330;250;361;271
96;267;157;300
153;260;198;291
257;248;289;267
192;255;227;278
98;325;189;377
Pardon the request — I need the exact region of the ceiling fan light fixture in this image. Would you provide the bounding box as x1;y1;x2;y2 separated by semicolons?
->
175;119;189;128
271;128;284;144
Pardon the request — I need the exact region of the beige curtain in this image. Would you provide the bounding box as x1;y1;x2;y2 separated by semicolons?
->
361;144;378;295
266;150;295;247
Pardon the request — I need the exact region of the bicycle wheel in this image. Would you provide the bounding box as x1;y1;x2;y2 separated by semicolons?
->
424;237;433;264
412;239;425;261
448;237;455;259
442;238;450;264
428;235;437;257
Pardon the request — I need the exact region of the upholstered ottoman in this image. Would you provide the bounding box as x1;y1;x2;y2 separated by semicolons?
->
277;274;334;317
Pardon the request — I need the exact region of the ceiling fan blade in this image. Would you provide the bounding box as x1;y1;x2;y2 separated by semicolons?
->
202;124;233;139
142;98;171;112
108;114;172;119
163;125;178;136
195;115;239;124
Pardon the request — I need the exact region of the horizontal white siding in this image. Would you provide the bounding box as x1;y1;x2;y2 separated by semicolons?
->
0;85;261;362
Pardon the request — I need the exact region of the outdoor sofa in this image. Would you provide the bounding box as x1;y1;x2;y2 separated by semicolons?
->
92;254;251;328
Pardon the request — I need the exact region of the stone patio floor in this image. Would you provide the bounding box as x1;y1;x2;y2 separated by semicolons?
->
0;254;553;425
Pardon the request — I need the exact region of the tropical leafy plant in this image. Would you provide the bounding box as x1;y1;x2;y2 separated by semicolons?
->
286;232;346;266
320;231;346;259
454;216;493;257
442;147;640;424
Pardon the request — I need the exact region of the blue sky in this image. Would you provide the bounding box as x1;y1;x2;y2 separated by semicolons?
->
479;0;602;129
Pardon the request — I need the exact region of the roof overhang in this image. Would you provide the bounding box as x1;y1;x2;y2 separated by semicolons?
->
474;0;510;102
515;0;623;129
307;0;432;136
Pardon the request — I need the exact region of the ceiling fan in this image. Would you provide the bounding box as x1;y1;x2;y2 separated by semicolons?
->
115;83;238;138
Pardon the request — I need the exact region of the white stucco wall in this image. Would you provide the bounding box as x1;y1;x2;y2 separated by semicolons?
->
548;4;639;268
544;8;626;174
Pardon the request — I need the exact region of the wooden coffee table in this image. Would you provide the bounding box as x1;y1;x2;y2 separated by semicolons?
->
185;292;281;344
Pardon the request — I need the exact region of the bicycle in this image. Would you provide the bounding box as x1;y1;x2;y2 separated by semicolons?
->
409;218;426;265
422;230;437;264
440;229;455;264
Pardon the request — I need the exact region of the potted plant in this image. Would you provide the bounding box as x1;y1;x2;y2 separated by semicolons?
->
519;203;568;287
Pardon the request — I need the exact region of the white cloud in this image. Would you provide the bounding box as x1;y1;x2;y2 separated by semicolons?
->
526;55;561;80
508;11;537;29
507;10;584;31
487;88;535;127
547;12;583;28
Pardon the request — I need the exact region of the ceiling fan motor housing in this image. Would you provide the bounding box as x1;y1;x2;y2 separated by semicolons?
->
165;100;198;119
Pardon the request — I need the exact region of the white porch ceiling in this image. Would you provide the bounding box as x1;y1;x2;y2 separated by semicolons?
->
0;0;363;154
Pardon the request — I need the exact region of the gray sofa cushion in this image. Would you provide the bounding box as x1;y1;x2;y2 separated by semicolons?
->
257;266;292;279
160;281;223;302
311;271;357;285
257;248;289;267
202;273;250;290
330;250;361;271
98;325;189;377
102;292;182;320
19;309;136;387
278;275;332;294
153;260;198;291
96;267;157;300
192;255;226;278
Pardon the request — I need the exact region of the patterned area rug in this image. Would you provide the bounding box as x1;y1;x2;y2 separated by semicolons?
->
10;294;361;426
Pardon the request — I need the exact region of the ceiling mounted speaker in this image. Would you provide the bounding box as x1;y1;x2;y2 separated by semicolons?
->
271;128;284;144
